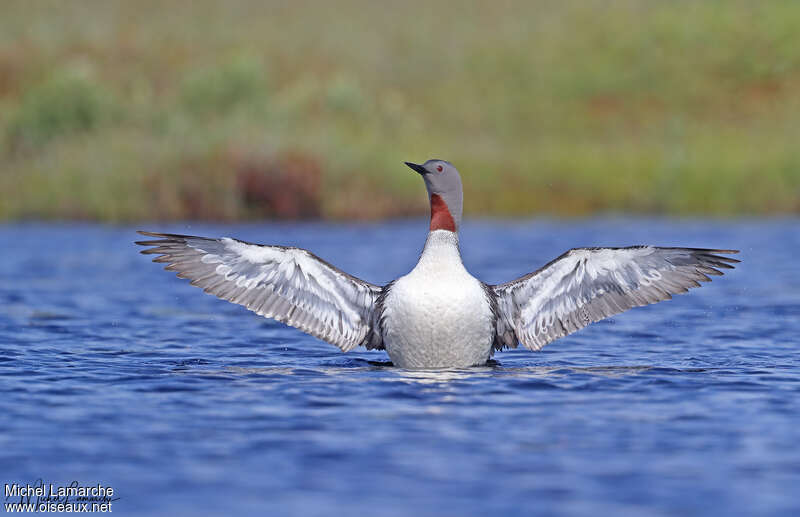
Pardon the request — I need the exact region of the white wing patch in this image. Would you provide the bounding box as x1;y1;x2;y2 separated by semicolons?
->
492;246;739;351
137;232;383;352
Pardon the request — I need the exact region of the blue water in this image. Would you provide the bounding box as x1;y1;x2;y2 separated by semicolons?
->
1;219;799;516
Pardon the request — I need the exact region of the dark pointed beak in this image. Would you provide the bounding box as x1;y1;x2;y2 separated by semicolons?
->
404;162;428;175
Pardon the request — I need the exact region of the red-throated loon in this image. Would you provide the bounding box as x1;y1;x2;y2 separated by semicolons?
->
137;159;739;369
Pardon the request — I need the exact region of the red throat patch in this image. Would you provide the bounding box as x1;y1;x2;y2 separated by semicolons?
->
429;194;456;232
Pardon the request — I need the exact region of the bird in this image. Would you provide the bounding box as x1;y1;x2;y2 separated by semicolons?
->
136;159;739;369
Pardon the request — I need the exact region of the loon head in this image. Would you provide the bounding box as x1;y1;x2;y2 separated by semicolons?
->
404;159;463;233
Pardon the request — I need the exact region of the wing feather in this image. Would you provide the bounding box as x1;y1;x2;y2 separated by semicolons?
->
136;231;384;351
492;246;739;351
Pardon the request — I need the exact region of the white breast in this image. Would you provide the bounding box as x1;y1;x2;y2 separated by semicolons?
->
381;231;494;369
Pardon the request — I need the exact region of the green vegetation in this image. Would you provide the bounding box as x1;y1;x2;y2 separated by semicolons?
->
8;69;118;149
1;0;799;221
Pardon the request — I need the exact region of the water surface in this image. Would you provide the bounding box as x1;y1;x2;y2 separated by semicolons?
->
1;219;798;516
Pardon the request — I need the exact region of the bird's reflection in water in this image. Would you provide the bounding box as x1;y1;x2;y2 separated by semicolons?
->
220;360;657;381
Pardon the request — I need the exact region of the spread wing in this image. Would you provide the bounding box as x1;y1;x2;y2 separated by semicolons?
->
136;231;384;351
492;246;739;351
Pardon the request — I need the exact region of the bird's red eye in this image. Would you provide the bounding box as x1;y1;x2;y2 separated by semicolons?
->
436;165;443;172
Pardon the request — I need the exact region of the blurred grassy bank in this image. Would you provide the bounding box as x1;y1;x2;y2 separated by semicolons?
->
1;0;799;221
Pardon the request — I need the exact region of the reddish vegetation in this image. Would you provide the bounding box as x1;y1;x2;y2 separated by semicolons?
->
235;151;322;219
429;194;456;232
144;155;231;220
0;49;22;98
142;149;324;220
